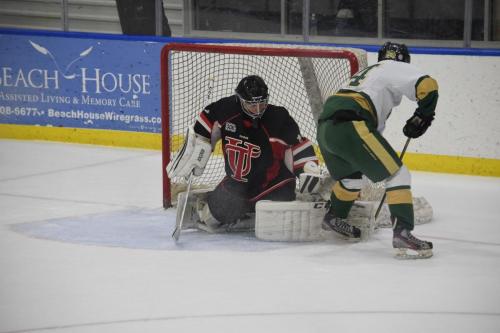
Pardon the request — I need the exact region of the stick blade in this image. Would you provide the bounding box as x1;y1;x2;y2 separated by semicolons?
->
170;174;193;242
171;227;181;241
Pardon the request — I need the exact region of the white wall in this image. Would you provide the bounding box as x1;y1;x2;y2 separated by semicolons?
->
366;52;500;160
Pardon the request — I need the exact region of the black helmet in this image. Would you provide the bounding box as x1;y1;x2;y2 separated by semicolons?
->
378;42;411;63
235;75;269;118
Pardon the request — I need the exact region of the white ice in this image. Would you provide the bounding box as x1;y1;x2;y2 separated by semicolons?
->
1;139;500;333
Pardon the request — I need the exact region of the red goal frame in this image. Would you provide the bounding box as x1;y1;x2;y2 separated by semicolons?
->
160;42;361;208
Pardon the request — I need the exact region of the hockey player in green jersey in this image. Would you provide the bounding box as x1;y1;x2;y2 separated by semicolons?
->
317;42;439;259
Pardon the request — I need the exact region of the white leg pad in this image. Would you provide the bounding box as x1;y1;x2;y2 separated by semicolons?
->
255;200;376;242
349;201;376;240
255;200;328;242
175;189;210;230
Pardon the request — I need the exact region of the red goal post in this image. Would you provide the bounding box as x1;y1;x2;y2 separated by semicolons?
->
161;42;367;208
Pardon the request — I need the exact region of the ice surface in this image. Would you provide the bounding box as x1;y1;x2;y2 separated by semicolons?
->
1;139;500;333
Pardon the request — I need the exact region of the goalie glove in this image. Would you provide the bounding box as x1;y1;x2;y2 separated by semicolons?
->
166;125;212;179
298;161;325;194
403;110;434;138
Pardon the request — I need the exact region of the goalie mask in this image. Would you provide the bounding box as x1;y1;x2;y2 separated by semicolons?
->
378;42;411;63
235;75;269;119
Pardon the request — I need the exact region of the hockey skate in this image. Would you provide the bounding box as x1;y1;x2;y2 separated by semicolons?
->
195;203;255;234
393;228;433;259
322;211;361;241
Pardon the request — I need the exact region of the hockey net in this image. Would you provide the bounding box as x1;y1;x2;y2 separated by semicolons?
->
161;42;368;208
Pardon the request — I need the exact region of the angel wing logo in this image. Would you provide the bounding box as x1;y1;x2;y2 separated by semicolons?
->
29;40;93;79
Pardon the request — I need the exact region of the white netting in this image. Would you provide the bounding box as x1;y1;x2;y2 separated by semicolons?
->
162;43;367;206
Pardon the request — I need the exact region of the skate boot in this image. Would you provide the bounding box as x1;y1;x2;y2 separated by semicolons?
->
322;211;361;241
393;228;433;259
197;205;254;234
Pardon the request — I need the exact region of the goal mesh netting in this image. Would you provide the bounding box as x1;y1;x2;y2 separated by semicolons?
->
161;43;367;208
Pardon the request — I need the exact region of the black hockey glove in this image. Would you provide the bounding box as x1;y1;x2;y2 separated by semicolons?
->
403;111;434;138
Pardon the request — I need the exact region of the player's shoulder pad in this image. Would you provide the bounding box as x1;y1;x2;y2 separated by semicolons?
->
206;96;237;111
264;104;291;120
204;95;240;118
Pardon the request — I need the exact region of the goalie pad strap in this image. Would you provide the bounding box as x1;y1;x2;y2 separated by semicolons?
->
298;161;325;194
299;174;320;193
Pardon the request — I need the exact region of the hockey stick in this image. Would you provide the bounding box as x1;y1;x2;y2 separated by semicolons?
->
171;172;193;241
170;77;215;242
374;137;411;220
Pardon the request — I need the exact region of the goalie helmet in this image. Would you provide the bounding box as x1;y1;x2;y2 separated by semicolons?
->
378;42;411;63
235;75;269;119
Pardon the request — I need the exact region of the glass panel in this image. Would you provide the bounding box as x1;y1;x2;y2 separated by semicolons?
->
385;0;465;40
493;0;500;40
286;0;303;34
0;0;62;31
328;0;378;37
68;0;121;34
110;0;172;36
472;0;485;41
193;0;281;33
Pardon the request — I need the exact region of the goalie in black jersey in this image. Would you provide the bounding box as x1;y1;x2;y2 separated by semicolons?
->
168;75;320;230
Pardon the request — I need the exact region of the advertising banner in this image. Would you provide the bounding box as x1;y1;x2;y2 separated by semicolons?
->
0;33;163;133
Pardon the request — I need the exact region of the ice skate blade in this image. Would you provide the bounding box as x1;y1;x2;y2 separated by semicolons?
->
336;234;361;242
394;248;433;260
322;228;361;242
171;227;181;241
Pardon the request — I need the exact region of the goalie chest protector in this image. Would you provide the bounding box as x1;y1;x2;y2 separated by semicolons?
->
194;96;305;191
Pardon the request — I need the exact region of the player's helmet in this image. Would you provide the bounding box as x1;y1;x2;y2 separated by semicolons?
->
378;42;411;63
235;75;269;119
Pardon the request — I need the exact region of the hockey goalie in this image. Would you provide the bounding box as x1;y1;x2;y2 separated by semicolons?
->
166;75;433;249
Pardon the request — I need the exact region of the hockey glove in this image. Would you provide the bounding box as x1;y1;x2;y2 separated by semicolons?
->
166;125;212;179
298;161;325;194
403;111;434;138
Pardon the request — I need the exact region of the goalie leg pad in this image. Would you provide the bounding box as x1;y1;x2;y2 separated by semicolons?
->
375;196;433;228
175;189;210;230
255;200;377;242
255;200;328;242
349;201;376;240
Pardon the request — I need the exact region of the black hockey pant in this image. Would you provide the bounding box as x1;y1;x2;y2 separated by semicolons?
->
207;177;296;225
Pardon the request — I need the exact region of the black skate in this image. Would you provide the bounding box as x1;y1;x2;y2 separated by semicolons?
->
322;211;361;241
393;228;433;259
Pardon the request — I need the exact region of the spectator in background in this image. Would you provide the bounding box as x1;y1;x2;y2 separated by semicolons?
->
334;0;377;37
116;0;171;36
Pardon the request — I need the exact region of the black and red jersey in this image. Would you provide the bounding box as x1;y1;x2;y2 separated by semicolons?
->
193;95;317;196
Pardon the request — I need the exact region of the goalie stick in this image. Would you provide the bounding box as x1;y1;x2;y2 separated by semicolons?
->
374;137;411;221
171;76;216;242
172;172;193;241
